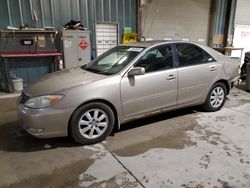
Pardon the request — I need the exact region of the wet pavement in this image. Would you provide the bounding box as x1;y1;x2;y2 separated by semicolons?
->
0;85;250;188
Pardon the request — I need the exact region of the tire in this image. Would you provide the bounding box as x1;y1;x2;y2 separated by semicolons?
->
202;82;227;112
69;102;115;145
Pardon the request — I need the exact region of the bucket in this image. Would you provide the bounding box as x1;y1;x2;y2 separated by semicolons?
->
12;78;23;92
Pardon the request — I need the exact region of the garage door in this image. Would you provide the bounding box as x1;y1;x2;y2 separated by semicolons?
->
141;0;211;45
235;0;250;26
95;22;118;56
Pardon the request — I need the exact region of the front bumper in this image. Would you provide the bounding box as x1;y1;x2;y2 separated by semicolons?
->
17;98;75;138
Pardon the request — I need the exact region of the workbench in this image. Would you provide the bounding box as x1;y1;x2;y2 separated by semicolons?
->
0;52;61;93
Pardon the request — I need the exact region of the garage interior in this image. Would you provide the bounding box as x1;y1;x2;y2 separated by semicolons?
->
1;0;250;187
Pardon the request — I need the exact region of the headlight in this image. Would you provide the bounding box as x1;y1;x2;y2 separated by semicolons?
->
24;95;64;109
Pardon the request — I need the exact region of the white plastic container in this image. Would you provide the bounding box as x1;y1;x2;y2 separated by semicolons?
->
12;78;23;92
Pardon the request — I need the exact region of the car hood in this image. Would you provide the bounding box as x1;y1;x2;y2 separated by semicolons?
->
23;67;107;97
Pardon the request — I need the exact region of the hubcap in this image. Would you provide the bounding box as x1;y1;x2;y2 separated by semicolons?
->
210;86;225;108
78;109;108;139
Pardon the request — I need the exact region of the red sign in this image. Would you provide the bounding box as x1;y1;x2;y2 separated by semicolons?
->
79;40;88;50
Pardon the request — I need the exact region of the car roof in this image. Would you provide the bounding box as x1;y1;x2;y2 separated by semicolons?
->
120;40;204;48
120;40;172;48
119;40;225;61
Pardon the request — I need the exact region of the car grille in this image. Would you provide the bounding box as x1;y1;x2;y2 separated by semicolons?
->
20;92;30;104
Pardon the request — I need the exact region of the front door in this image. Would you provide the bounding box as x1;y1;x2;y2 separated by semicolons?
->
121;45;178;119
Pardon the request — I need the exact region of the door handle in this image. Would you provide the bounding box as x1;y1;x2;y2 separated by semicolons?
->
209;65;217;71
167;74;176;80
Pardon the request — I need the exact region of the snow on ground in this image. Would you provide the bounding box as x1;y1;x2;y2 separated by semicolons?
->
116;104;250;187
80;102;250;188
79;144;142;187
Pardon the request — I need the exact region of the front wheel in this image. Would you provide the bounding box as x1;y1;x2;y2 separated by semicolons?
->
202;82;227;112
69;102;115;145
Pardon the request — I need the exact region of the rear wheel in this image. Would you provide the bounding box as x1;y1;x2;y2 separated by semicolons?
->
70;102;115;145
203;82;227;112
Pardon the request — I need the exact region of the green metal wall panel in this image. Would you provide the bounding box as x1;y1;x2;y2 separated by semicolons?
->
0;0;137;43
110;0;117;22
0;57;53;92
9;57;53;85
0;0;137;90
0;1;9;28
42;0;54;27
31;0;44;27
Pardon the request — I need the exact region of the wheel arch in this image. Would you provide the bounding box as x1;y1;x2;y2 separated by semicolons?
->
214;79;230;94
67;99;119;137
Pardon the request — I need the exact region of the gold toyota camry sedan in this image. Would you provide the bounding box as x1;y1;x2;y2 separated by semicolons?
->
17;41;240;144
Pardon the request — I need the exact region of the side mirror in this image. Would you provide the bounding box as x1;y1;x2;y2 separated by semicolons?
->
128;67;145;77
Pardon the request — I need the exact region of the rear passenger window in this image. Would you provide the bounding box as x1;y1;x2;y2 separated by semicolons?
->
176;44;215;67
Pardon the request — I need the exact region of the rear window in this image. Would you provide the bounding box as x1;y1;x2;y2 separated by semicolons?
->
176;44;215;67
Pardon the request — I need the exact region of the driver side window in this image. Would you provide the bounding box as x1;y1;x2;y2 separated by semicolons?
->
135;45;173;73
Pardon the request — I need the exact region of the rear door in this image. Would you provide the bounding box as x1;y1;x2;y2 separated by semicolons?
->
175;43;218;105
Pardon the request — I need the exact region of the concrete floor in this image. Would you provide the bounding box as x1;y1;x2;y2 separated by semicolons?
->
0;85;250;188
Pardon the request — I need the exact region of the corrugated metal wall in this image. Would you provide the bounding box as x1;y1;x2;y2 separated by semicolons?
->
0;0;137;90
211;0;237;48
0;0;137;50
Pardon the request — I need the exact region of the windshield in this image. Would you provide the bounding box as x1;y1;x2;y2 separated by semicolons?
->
81;46;144;75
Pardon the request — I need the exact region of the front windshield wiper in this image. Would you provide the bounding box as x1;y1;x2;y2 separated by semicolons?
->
81;65;100;73
81;64;87;69
84;67;102;74
81;64;110;75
